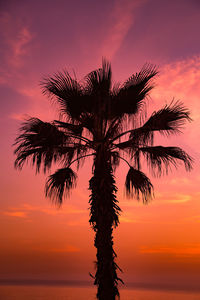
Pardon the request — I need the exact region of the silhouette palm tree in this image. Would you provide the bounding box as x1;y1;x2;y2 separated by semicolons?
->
14;60;192;300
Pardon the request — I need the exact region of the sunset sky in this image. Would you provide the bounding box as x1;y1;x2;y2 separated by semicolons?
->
1;0;200;289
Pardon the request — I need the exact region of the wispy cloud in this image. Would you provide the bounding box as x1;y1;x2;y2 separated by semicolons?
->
169;177;191;186
10;27;32;67
32;244;80;253
1;203;88;226
101;0;146;59
3;211;27;218
3;203;86;217
183;213;200;223
23;203;86;215
48;245;80;253
140;244;200;257
9;113;28;121
0;12;33;69
120;192;192;206
120;215;138;223
155;193;192;204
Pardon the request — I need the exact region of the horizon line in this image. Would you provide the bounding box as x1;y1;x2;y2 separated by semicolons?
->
0;278;200;293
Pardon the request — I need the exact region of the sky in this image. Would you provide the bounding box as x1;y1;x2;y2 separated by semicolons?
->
0;0;200;290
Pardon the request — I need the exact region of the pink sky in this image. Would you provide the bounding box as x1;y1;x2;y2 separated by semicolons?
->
0;0;200;289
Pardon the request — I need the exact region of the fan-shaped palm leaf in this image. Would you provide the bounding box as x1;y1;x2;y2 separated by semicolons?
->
111;64;158;116
85;59;112;98
14;118;90;172
14;118;68;172
144;101;191;132
45;167;77;204
125;167;153;202
41;71;90;119
114;101;191;149
138;146;193;176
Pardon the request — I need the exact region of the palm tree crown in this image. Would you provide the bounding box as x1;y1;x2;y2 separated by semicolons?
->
14;59;192;300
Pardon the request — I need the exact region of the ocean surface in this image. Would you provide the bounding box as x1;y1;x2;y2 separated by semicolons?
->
0;285;200;300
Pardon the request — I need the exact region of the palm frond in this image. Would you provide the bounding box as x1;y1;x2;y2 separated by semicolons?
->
111;64;158;116
41;71;89;119
54;120;83;135
118;101;191;147
13;117;87;173
143;101;191;132
125;167;153;203
14;118;69;172
45;167;77;204
139;146;193;176
84;58;112;98
114;139;138;151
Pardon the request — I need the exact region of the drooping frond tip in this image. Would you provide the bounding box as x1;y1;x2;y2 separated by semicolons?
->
13;117;67;173
126;100;192;147
125;167;153;203
139;146;193;176
144;100;191;134
45;167;77;205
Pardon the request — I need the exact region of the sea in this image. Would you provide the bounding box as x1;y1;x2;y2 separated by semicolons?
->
0;284;200;300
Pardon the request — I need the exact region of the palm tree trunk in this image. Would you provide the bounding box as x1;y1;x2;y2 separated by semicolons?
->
89;148;121;300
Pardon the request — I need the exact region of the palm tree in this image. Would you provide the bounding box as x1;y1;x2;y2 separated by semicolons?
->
14;59;192;300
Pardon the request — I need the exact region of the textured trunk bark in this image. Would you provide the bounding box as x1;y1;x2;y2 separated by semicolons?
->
89;148;121;300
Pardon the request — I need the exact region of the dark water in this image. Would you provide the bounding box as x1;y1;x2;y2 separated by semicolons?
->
0;285;200;300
